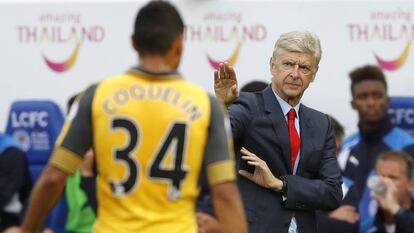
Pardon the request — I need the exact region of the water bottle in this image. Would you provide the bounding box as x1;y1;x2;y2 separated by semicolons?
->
367;175;387;196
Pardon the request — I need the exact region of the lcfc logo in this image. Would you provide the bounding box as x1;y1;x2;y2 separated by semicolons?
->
17;13;105;73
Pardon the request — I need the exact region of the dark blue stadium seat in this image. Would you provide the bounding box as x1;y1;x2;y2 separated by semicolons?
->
389;96;414;136
5;100;68;233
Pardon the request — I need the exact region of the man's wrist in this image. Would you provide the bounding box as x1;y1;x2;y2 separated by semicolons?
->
216;96;231;108
392;205;405;217
272;176;287;194
270;178;283;192
223;97;236;107
280;176;287;194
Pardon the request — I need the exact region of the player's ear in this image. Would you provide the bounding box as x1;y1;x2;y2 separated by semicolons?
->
131;34;138;52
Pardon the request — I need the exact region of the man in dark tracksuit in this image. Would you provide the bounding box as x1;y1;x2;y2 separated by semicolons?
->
338;65;414;233
340;117;414;197
0;133;32;232
373;204;414;233
371;150;414;233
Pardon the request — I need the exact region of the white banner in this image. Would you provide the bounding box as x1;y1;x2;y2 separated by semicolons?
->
1;1;413;135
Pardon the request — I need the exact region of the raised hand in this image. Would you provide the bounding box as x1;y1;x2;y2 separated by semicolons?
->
214;62;239;105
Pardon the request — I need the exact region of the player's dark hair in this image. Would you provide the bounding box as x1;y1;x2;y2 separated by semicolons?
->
349;65;387;96
240;81;268;92
133;1;184;56
329;116;344;139
377;150;414;180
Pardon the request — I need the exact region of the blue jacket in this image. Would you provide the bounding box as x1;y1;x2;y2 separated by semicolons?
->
338;117;414;233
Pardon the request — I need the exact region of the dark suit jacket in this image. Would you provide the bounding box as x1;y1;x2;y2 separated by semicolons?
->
228;86;342;233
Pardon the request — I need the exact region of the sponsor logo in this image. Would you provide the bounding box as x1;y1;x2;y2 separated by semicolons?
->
11;111;52;151
11;111;48;128
206;41;242;70
185;11;267;69
43;42;81;72
17;13;105;73
374;41;411;71
389;106;414;125
12;130;31;151
347;8;412;71
389;103;414;136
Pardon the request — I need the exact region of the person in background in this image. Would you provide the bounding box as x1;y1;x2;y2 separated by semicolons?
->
0;133;32;232
338;65;414;233
330;116;345;153
214;30;342;233
18;1;247;233
371;150;414;233
240;80;268;93
64;95;96;233
64;148;96;233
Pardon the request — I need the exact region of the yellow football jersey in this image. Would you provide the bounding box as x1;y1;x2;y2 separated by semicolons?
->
50;67;235;233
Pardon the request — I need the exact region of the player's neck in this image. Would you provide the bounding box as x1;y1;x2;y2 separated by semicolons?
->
138;56;177;73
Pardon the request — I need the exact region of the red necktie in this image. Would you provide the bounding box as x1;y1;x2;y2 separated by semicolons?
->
288;108;300;171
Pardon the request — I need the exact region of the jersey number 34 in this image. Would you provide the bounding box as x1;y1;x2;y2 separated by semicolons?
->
110;118;188;200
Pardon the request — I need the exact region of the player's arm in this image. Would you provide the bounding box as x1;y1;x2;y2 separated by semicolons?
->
203;95;248;233
20;165;67;233
211;181;246;233
21;85;97;233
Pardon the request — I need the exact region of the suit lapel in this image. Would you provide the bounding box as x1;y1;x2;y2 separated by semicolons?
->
262;87;292;173
297;105;316;175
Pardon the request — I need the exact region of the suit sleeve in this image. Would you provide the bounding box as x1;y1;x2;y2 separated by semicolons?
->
227;93;255;144
284;114;343;211
49;84;97;174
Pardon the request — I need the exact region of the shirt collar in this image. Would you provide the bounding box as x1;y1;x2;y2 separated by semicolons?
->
129;66;182;79
272;88;300;119
358;116;393;141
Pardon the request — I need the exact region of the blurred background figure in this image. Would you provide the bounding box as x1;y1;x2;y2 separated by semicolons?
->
240;80;268;93
64;94;96;233
330;116;345;153
0;133;32;232
370;150;414;233
64;148;96;233
338;65;414;233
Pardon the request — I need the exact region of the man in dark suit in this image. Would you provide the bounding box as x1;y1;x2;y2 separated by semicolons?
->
214;30;342;233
